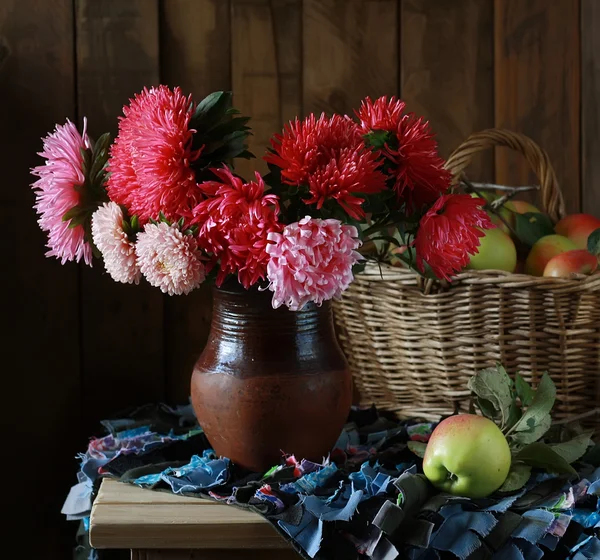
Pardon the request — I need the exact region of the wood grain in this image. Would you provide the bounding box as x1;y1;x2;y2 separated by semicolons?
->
303;0;399;115
494;0;580;212
231;0;299;179
76;0;165;426
160;0;231;404
401;0;494;180
581;0;600;218
90;479;289;550
132;549;299;559
0;2;80;557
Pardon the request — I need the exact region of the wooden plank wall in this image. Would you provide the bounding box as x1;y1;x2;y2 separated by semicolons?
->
0;1;590;557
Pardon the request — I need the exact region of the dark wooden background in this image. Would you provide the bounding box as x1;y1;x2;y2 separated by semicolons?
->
0;0;594;557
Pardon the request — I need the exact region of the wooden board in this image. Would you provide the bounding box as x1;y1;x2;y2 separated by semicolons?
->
75;0;165;425
160;0;232;404
494;0;580;213
90;479;290;550
0;2;80;557
303;0;399;116
231;0;302;179
581;0;600;218
132;549;299;559
401;0;494;180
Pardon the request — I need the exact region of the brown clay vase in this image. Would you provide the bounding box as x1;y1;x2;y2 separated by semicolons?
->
191;280;352;472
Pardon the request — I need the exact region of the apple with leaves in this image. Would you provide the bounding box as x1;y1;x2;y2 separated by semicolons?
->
423;414;511;498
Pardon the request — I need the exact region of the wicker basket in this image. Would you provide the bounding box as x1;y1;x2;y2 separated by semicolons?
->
333;129;600;425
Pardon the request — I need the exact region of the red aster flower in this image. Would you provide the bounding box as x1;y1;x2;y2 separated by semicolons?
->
192;166;281;288
305;146;387;219
264;113;386;218
414;194;494;281
264;113;362;185
357;96;451;213
107;85;202;224
356;95;407;133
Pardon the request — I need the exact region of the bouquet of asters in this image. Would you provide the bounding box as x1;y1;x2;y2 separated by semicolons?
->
30;86;492;310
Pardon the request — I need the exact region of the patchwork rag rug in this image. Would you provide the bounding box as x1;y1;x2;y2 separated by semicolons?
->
63;403;600;560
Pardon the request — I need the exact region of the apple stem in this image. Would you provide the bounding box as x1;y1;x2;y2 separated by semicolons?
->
460;177;521;240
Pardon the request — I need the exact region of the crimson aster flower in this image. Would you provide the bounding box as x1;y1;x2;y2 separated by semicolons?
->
193;166;281;289
357;96;451;212
414;194;494;281
264;113;386;218
106;85;202;223
30;118;93;265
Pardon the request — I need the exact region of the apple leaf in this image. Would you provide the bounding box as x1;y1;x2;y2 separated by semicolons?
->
498;463;532;492
514;212;555;248
511;413;552;445
407;441;427;458
468;364;514;429
550;432;594;464
515;442;577;475
508;373;555;441
587;228;600;257
515;373;534;407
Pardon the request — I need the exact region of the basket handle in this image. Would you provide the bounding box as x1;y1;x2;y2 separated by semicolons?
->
444;128;566;223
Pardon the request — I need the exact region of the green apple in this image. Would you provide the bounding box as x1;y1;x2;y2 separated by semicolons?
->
466;228;517;272
423;414;511;498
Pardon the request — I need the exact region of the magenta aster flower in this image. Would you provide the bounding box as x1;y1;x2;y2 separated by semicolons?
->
106;85;202;224
30;118;93;265
266;217;362;311
136;222;205;295
91;202;141;284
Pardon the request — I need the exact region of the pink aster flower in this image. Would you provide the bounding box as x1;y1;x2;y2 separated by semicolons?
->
91;202;141;284
30;118;93;265
266;217;362;311
106;85;202;223
136;222;205;295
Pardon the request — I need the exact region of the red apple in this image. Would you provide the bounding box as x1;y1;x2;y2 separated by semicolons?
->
423;414;511;498
543;249;598;278
525;234;577;276
555;213;600;250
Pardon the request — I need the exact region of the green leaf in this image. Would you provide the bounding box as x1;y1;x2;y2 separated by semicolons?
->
192;91;232;128
177;217;185;229
364;129;391;150
498;464;532;492
206;116;251;138
62;206;83;222
407;441;427;458
515;373;534;407
509;373;556;441
550;432;593;464
587;228;600;256
511;413;552;445
468;365;514;428
67;212;88;229
515;442;577;475
513;212;555;247
130;215;139;231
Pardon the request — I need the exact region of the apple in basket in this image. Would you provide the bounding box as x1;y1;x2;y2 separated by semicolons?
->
466;227;517;273
555;213;600;249
423;414;511;498
543;249;599;278
492;200;541;234
524;234;577;276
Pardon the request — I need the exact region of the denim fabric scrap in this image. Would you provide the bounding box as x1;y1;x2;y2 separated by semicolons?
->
510;508;555;543
430;505;497;560
373;499;405;535
514;538;544;560
492;542;525;560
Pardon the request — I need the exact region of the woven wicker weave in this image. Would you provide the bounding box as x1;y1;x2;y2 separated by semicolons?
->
333;129;600;425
